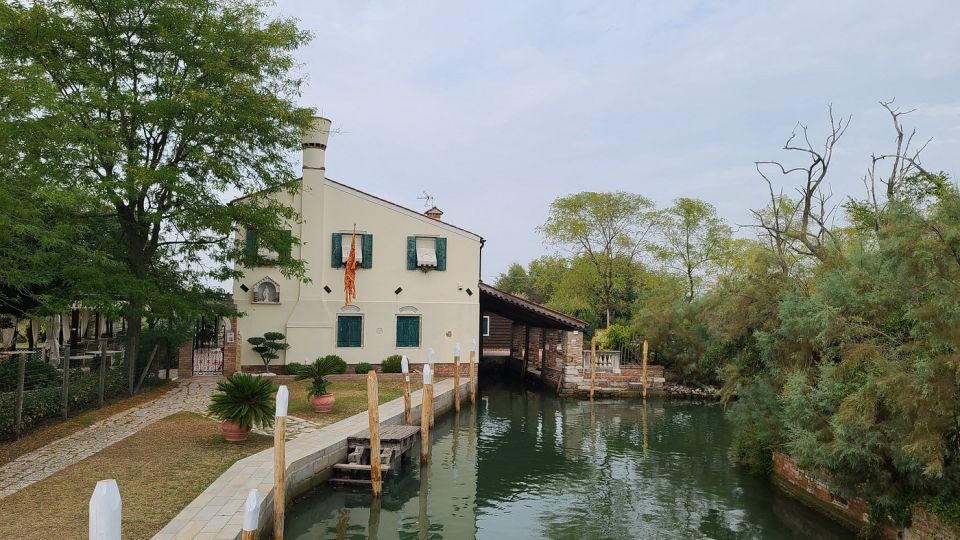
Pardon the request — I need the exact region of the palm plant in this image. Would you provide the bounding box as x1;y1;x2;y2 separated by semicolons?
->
295;356;342;397
208;373;276;430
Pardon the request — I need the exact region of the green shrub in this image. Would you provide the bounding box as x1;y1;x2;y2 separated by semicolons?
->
382;355;403;373
0;360;59;392
322;354;347;374
355;362;374;374
207;373;275;430
284;362;304;376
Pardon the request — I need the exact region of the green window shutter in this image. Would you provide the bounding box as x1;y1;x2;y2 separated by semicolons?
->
279;230;292;262
331;233;342;268
362;234;373;269
337;315;362;347
435;237;447;271
245;228;259;263
396;316;420;347
406;236;417;270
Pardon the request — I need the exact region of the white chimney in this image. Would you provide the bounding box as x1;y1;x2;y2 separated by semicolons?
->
299;116;332;300
303;117;332;173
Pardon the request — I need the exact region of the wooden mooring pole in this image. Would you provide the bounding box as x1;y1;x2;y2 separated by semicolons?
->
274;385;288;540
453;343;461;413
469;338;477;405
642;339;649;400
241;489;259;540
427;349;435;428
368;370;383;497
589;336;597;400
401;355;412;425
420;364;433;463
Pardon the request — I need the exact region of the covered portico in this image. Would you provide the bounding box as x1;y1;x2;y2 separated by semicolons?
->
478;283;586;392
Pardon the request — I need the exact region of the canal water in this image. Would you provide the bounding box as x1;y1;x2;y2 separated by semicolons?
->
286;381;853;539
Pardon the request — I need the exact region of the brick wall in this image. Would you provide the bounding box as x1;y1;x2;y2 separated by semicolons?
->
772;452;958;539
223;316;238;376
177;339;193;378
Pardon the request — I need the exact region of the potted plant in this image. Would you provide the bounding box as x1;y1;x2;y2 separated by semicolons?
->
295;356;343;413
207;373;275;441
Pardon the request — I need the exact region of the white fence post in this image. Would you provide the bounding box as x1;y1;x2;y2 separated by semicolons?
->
89;479;121;540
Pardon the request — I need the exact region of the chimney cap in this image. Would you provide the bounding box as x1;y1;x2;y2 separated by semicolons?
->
425;206;444;220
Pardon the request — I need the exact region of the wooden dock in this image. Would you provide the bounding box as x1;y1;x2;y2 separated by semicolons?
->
328;425;421;490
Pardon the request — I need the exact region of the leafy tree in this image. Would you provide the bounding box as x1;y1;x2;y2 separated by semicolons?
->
0;0;314;370
494;263;531;297
651;198;733;302
539;191;655;327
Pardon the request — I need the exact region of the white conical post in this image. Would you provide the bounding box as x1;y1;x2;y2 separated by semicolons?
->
401;355;412;424
242;489;260;540
89;479;121;540
453;343;462;412
426;350;435;427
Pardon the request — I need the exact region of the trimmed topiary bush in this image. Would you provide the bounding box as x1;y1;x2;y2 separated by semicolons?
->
322;354;347;374
355;362;373;374
382;354;403;373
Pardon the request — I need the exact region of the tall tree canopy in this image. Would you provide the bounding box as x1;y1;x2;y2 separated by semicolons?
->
539;191;655;326
651;197;733;302
0;0;314;364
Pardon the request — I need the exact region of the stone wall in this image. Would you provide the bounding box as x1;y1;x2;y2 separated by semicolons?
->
772;452;960;539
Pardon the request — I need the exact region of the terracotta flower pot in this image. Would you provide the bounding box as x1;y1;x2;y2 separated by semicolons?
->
221;420;250;442
311;393;335;413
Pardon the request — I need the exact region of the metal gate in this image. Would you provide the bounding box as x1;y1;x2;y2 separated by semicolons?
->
192;318;224;375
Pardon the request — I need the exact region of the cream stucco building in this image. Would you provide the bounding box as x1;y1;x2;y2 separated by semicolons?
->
233;117;483;370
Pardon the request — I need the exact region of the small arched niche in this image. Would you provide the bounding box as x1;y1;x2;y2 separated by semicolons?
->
252;276;280;304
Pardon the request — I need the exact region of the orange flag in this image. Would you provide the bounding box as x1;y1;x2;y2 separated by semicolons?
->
344;226;357;306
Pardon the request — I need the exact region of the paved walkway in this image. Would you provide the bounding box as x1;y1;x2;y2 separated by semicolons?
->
0;378;321;499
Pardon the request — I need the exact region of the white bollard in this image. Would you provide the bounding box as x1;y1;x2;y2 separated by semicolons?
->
89;479;121;540
242;489;260;539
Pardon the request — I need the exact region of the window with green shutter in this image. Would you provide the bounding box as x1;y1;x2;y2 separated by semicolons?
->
408;236;447;271
396;315;421;348
245;228;259;262
278;230;292;262
333;232;373;268
336;315;363;348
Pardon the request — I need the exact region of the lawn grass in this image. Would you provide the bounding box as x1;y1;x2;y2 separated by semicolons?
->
0;382;175;466
282;376;422;426
0;411;272;540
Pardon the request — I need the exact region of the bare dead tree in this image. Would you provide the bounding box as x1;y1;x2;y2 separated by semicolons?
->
860;99;935;230
751;105;851;264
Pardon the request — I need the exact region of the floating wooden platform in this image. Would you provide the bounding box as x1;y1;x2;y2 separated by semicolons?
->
328;425;421;491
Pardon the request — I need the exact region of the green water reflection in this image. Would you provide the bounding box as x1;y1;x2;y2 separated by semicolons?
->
285;381;853;539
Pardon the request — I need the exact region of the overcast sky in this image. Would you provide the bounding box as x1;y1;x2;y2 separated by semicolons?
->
269;0;960;282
